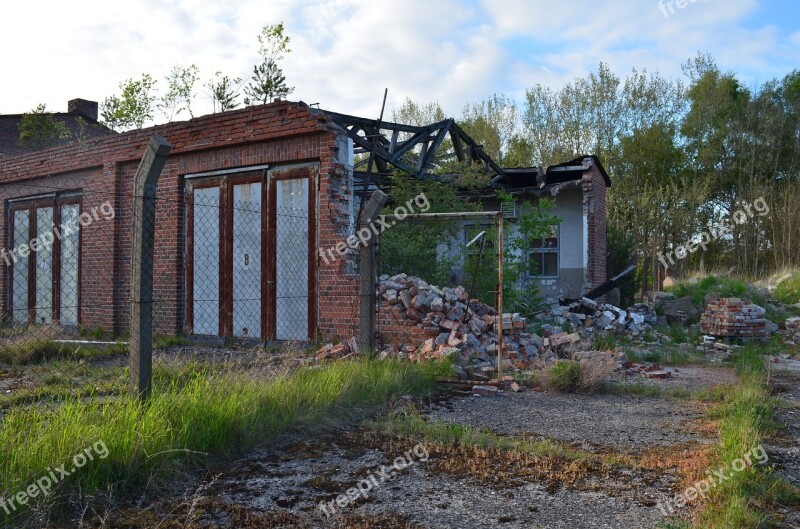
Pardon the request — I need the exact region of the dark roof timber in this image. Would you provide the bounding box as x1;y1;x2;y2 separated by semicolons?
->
322;110;504;182
322;110;610;193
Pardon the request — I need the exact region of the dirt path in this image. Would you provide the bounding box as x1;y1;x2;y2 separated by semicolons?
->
83;367;743;529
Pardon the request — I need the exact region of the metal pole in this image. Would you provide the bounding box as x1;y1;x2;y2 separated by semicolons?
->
384;211;500;221
497;213;504;382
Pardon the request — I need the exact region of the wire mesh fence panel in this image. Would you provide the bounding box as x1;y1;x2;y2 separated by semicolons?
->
0;184;128;413
0;173;324;410
275;178;309;341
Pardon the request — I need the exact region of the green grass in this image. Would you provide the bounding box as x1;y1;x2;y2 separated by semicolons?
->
666;276;762;306
773;271;800;305
548;360;582;392
662;323;702;345
0;339;126;366
0;358;449;522
686;342;800;528
374;412;595;462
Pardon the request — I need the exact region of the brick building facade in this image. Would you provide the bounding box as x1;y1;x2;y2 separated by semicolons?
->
0;100;610;345
0;101;361;342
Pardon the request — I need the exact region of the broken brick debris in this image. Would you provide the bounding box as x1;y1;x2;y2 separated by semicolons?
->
700;298;767;338
374;274;540;373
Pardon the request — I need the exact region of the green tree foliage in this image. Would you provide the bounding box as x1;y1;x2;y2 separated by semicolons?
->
401;56;800;285
206;71;242;113
379;167;484;287
392;96;446;125
159;64;199;120
17;104;71;149
460;94;524;165
606;224;639;306
100;74;157;131
243;23;294;105
495;190;559;316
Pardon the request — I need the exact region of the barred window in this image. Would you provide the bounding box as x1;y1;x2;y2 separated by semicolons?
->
6;194;81;325
529;224;559;278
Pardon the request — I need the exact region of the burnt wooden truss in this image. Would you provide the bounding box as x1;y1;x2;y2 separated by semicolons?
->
323;111;504;188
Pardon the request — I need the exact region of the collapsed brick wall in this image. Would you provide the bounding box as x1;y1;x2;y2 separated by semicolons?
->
377;303;431;346
0;101;359;341
700;298;767;337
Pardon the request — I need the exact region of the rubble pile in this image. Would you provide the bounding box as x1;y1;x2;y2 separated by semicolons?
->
785;317;800;345
545;297;664;342
373;274;543;372
697;335;737;363
700;298;767;338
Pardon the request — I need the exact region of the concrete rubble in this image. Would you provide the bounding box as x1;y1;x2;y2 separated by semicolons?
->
785;316;800;345
316;275;674;383
544;296;665;343
371;274;540;376
314;277;797;394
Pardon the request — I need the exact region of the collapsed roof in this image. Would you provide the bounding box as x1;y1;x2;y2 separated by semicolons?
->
321;110;610;196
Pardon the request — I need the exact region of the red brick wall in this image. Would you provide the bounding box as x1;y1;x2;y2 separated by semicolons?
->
582;163;608;292
0;101;359;341
316;142;360;342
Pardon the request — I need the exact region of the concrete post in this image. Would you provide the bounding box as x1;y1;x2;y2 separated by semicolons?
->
130;136;171;401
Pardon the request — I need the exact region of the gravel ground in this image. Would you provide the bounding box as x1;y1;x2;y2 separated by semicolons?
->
767;369;800;528
54;365;739;529
427;389;710;452
200;430;675;529
627;365;739;392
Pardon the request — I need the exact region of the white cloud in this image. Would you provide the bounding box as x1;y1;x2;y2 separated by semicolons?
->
0;0;795;124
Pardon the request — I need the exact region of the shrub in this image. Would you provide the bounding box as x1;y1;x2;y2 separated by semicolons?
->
773;272;800;305
548;360;582;392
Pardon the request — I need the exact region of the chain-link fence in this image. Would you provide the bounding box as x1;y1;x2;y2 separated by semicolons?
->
0;182;129;412
0;155;324;417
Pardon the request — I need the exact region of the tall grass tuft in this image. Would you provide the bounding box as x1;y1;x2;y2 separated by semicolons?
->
693;342;800;528
0;358;448;522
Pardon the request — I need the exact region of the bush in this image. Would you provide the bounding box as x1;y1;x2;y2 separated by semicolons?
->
774;272;800;305
548;360;582;392
666;275;759;305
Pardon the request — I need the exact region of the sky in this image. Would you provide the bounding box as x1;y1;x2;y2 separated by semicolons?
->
1;0;798;123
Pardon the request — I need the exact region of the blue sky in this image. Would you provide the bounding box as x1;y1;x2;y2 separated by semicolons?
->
1;0;798;122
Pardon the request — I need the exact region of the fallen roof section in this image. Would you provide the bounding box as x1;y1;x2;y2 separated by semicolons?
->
322;110;504;185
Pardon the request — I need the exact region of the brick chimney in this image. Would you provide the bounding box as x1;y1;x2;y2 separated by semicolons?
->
67;99;98;121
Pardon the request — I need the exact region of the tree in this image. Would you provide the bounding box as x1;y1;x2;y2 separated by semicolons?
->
460;94;523;165
243;23;294;105
392;96;446;126
100;74;157;131
159;64;199;120
18;104;71;149
206;71;242;113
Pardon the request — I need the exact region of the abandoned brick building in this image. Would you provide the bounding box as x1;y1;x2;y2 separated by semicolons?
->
0;100;609;343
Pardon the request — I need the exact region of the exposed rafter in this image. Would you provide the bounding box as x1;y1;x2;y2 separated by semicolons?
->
322;111;504;187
